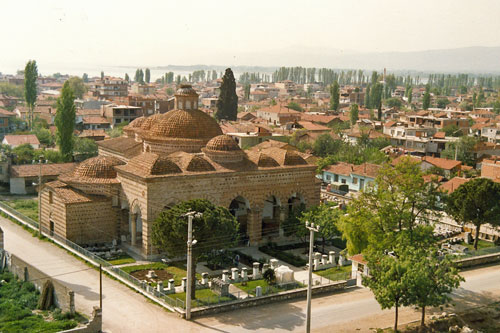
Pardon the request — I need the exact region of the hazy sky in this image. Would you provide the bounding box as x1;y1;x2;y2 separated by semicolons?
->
2;0;500;71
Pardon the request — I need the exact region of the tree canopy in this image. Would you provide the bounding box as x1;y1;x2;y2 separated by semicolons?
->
215;68;238;121
152;199;239;298
55;81;76;161
446;177;500;250
66;77;87;99
329;81;339;111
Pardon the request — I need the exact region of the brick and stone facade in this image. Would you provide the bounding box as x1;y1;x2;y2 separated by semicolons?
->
40;85;320;257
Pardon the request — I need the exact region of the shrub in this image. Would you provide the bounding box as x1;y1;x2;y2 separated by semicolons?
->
263;268;276;285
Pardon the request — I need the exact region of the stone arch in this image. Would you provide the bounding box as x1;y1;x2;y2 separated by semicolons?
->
228;195;251;241
287;191;306;213
262;194;281;238
129;199;143;247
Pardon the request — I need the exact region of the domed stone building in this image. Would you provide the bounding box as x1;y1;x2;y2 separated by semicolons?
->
40;85;320;257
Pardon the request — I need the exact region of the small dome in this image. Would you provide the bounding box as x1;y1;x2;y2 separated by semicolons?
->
149;109;222;140
205;135;241;152
74;156;125;180
126;116;146;129
176;84;198;97
151;156;182;175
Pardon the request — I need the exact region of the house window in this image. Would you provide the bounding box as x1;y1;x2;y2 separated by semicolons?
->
326;175;331;181
353;177;358;184
334;175;339;182
341;179;346;184
49;191;53;204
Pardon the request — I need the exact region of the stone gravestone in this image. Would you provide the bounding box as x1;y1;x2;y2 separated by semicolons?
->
255;286;262;297
329;251;336;266
253;262;261;279
167;279;175;293
201;273;209;286
241;267;248;281
275;265;294;284
211;278;229;297
464;232;472;244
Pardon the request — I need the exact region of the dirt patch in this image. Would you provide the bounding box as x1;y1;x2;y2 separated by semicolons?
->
130;269;173;283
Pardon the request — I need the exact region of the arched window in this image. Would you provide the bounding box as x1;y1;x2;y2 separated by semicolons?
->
185;100;191;110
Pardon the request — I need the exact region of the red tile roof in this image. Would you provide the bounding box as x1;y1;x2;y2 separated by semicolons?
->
11;163;76;178
3;134;40;146
439;177;470;193
422;156;461;170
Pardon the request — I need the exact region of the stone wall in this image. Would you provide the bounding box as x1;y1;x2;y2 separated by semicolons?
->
41;188;68;238
456;252;500;268
188;280;347;318
60;307;102;333
5;251;75;313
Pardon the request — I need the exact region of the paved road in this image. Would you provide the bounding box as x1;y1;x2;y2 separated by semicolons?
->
1;216;500;332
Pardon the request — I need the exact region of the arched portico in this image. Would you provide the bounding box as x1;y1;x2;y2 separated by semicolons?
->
229;196;250;242
130;203;143;247
262;195;281;238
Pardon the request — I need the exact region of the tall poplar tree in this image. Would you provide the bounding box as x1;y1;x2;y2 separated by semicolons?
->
145;68;151;83
330;81;339;111
55;81;76;162
24;60;38;131
422;84;431;110
215;68;238;121
350;104;359;125
364;85;371;108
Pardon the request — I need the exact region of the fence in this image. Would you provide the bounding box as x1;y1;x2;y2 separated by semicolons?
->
0;201;179;311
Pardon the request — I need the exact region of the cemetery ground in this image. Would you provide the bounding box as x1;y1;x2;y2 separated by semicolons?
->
3;215;500;332
0;270;85;333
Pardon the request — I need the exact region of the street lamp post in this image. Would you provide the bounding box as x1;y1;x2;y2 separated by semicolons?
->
183;211;202;320
305;221;320;333
38;155;44;236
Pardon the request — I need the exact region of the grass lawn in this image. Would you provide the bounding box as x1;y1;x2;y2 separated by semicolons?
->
108;252;136;265
120;262;200;286
166;288;234;308
233;279;302;296
0;270;80;333
5;199;38;221
460;239;496;251
315;265;351;281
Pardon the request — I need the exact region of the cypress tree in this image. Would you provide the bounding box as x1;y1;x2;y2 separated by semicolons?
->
364;85;371;108
24;60;38;131
215;68;238;121
330;81;339;111
422;84;431;110
55;81;76;162
145;68;151;83
125;73;130;82
350;104;359;126
100;71;104;80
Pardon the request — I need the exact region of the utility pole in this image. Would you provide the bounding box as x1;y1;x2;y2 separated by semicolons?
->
305;221;320;333
38;155;43;236
99;264;102;309
183;211;201;320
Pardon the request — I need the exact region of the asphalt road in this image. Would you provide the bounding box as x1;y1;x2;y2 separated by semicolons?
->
1;216;499;332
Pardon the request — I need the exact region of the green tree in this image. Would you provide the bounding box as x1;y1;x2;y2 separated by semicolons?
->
215;68;238;121
106;121;129;138
287;101;303;112
422;84;431;110
385;98;402;109
124;73;130;82
152;199;239;299
55;81;76;161
330;81;339;111
73;137;98;160
281;203;308;243
406;247;463;329
299;202;341;252
66;77;87;99
364;85;371;108
442;124;462;137
350;104;359;126
436;98;450;109
24;60;38;130
100;71;104;80
446;178;500;250
0;82;24;98
339;157;441;255
407;87;413;104
440;136;478;166
312;134;342;157
244;84;250;100
43;150;64;163
370;83;383;114
145;68;151;83
82;73;89;83
12;143;35;164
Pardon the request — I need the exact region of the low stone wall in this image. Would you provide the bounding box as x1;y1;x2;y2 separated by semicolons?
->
187;280;347;318
60;307;102;333
456;252;500;268
5;251;75;313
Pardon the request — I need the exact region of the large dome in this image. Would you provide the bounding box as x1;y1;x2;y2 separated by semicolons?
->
203;135;244;163
149;109;222;140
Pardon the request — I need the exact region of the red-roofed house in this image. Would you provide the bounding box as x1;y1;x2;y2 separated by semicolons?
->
439;177;470;193
2;134;40;149
322;162;381;192
421;156;461;177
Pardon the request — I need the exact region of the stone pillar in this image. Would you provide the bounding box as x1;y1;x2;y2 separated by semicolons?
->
181;277;187;291
314;252;321;270
329;251;336;265
270;259;279;269
253;262;261;279
201;273;209;286
131;213;137;246
241;267;248;281
255;286;262;297
222;270;229;283
168;279;175;292
0;227;3;250
69;291;75;315
262;263;270;273
339;254;345;266
231;268;239;280
322;254;328;266
247;208;262;244
157;281;164;293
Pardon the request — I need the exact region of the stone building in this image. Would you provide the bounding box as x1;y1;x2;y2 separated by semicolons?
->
40;85;320;257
